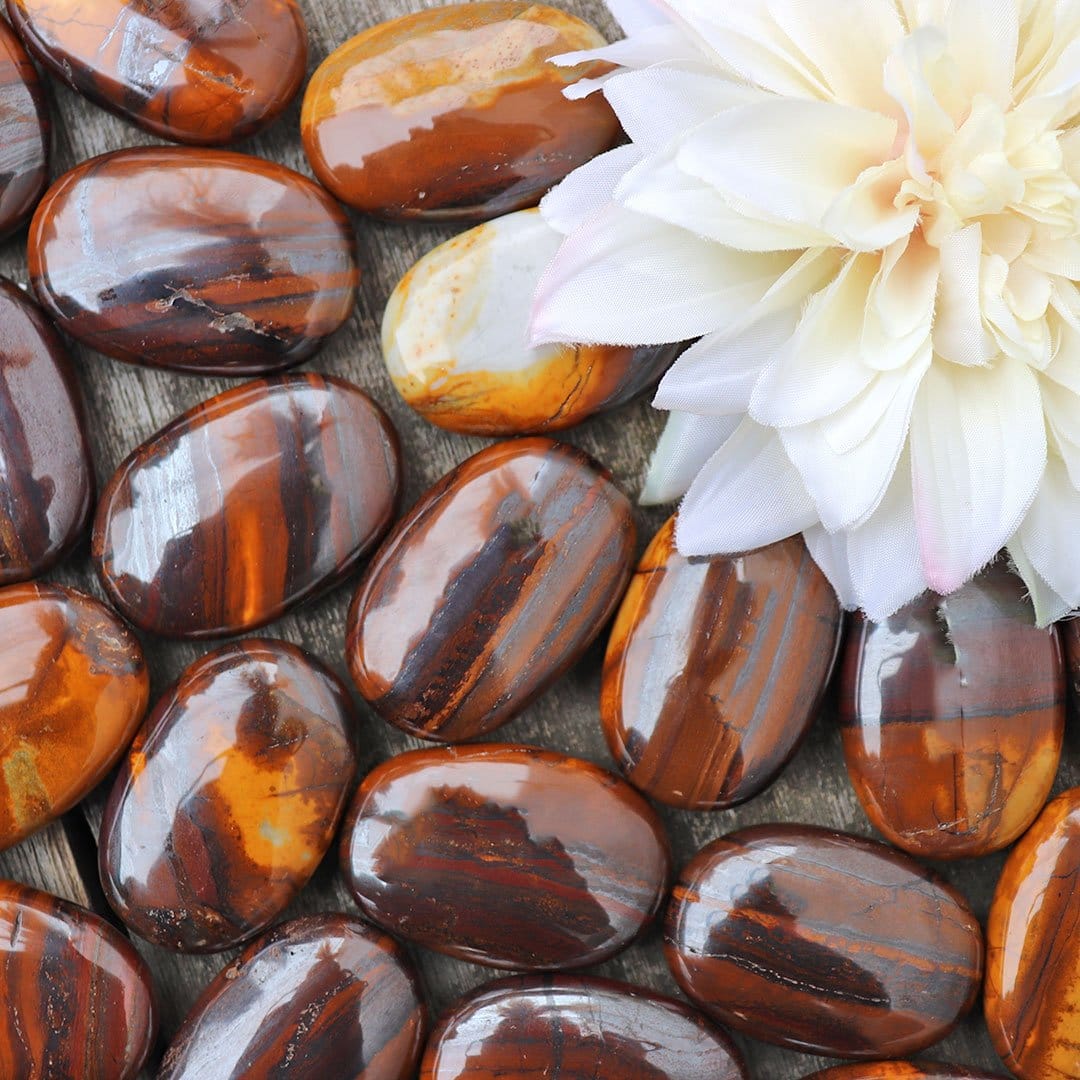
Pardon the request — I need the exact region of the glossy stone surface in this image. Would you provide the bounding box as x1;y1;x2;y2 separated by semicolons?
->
384;210;678;435
301;2;619;221
100;640;357;953
421;975;746;1079
603;522;841;810
0;278;93;584
159;913;426;1080
7;0;307;145
0;583;148;850
341;745;671;971
0;17;48;239
985;787;1080;1079
94;374;401;639
1061;619;1080;715
665;825;983;1059
348;438;633;742
0;881;156;1079
805;1066;1002;1079
28;147;358;375
840;562;1064;860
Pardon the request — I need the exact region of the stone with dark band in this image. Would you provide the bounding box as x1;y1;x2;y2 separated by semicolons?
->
0;16;48;238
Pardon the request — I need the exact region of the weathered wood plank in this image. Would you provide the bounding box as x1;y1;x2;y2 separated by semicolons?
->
0;1;1057;1075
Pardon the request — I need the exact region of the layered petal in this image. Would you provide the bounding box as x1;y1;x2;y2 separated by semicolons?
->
640;411;740;504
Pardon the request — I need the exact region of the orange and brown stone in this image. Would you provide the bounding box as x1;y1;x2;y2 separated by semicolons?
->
0;881;156;1079
0;583;149;851
840;561;1064;860
99;640;357;953
6;0;308;145
301;2;619;221
602;521;842;810
985;787;1080;1079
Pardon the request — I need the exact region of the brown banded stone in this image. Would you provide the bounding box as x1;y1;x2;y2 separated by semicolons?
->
0;16;48;238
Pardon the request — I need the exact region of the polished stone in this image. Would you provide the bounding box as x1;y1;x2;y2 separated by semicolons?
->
840;562;1064;859
100;640;357;952
603;522;842;809
159;914;426;1079
665;824;983;1059
805;1065;1003;1079
301;2;618;220
28;148;358;375
420;975;746;1079
93;374;401;639
0;583;148;850
0;277;93;584
384;210;678;435
0;881;156;1079
348;438;633;742
0;17;48;239
341;745;671;971
6;0;307;144
985;787;1080;1079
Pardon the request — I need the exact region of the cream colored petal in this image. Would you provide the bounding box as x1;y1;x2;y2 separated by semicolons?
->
823;158;920;252
1015;454;1080;613
640;411;741;504
933;224;997;367
540;146;641;235
909;357;1046;594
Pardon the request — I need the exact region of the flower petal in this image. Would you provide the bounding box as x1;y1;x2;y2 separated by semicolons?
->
530;203;796;346
540;145;641;235
947;0;1018;109
932;224;997;367
1015;453;1080;613
675;419;820;555
640;411;740;504
653;309;799;414
823;158;921;252
781;347;930;530
750;255;878;428
607;0;671;34
909;358;1047;595
676;99;898;232
802;525;859;609
1008;540;1073;628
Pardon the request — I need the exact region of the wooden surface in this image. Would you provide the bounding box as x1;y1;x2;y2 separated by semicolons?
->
0;2;1060;1076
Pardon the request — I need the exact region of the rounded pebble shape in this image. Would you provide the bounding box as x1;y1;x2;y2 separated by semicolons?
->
665;824;984;1060
804;1065;1003;1079
840;562;1064;860
99;640;357;953
341;744;671;971
301;2;619;221
0;582;149;850
348;437;634;742
0;880;156;1080
985;787;1080;1079
28;147;359;375
6;0;307;145
602;522;842;810
383;210;679;435
93;373;401;639
159;913;426;1080
420;975;746;1080
0;17;48;239
1061;619;1080;714
0;277;94;584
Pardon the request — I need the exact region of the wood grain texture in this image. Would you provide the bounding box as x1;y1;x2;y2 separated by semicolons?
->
0;1;1050;1075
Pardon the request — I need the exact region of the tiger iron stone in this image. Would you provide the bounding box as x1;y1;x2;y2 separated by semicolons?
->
384;210;679;435
0;17;48;239
6;0;307;145
602;520;841;810
28;148;358;375
0;583;149;850
159;914;426;1080
347;438;634;742
300;2;619;221
421;975;746;1080
0;278;93;584
0;881;156;1079
805;1066;1002;1079
99;640;357;953
985;788;1080;1079
93;374;401;639
840;562;1064;859
341;745;671;971
665;825;983;1059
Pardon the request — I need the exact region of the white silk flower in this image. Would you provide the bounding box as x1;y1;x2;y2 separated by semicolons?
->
529;0;1080;626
